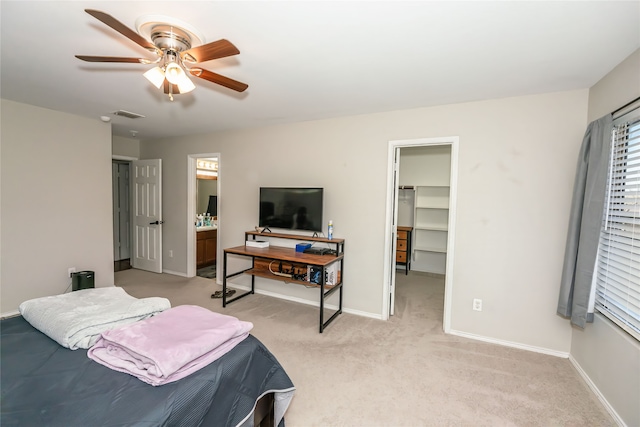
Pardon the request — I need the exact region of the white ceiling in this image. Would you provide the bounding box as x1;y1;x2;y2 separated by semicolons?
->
1;1;639;140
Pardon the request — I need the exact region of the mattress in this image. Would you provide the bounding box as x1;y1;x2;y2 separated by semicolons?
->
1;315;295;427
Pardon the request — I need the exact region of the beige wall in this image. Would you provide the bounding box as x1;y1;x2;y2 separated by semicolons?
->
1;100;115;314
571;48;640;427
141;88;588;353
112;135;140;159
588;48;640;122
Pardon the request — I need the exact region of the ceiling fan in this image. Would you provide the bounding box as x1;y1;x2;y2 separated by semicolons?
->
76;9;248;100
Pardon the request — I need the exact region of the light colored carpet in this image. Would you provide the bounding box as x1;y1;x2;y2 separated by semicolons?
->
115;269;614;427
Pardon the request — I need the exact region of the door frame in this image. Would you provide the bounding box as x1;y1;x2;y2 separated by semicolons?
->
388;147;400;316
186;152;221;279
382;136;459;334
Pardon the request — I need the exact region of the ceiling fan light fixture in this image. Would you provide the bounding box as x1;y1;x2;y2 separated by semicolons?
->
143;66;165;89
165;61;185;85
177;75;196;93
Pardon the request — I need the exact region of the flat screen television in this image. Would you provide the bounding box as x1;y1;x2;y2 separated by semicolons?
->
259;187;323;232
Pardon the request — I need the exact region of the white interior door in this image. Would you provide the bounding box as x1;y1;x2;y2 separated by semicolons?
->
389;148;400;316
132;159;162;273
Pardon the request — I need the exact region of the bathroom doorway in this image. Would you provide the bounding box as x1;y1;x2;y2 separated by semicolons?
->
195;157;218;280
186;153;221;280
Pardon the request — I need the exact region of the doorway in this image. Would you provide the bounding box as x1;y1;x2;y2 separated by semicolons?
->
186;153;221;279
383;137;459;333
112;160;131;272
112;157;164;274
195;157;218;280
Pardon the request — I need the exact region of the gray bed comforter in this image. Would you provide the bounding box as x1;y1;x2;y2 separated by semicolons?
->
1;316;295;427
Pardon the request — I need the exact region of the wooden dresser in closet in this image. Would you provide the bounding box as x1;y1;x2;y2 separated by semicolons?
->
396;226;412;275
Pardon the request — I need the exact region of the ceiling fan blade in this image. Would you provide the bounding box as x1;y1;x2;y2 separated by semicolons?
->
190;68;248;92
75;55;148;63
182;39;240;63
84;9;157;53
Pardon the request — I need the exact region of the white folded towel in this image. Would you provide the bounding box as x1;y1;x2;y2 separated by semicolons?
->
19;287;171;350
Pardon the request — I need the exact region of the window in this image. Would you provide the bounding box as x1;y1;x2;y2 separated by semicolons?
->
595;111;640;340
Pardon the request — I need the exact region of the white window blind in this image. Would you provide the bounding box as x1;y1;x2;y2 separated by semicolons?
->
595;113;640;340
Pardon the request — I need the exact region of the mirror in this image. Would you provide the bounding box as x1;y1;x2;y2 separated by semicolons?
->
197;178;217;216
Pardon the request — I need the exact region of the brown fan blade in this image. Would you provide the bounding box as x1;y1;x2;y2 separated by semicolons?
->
182;39;239;63
190;68;248;92
85;9;157;53
75;55;147;63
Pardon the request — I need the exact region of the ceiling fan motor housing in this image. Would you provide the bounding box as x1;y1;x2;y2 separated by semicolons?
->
150;25;192;52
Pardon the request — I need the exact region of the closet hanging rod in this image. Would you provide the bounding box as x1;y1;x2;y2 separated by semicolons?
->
398;185;414;190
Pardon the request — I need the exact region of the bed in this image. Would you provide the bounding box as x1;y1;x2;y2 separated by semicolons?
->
1;313;295;426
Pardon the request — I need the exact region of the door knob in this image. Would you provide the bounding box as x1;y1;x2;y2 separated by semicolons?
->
149;220;164;225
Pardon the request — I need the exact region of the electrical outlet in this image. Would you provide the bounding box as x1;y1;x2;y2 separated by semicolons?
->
473;298;482;311
169;250;173;258
68;267;76;277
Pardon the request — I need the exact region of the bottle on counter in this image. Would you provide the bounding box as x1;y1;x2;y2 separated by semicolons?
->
196;214;203;227
328;220;333;240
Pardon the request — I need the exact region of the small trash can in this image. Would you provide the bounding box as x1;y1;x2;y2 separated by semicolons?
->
71;271;95;291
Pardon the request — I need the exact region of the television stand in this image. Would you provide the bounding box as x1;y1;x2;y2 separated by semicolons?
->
222;231;345;332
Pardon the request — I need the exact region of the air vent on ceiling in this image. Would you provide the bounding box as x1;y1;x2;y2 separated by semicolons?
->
112;110;146;119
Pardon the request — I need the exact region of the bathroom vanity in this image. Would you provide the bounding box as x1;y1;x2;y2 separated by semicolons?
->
196;226;217;268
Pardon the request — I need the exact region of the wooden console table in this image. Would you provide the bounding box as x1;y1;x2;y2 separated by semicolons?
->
223;231;345;333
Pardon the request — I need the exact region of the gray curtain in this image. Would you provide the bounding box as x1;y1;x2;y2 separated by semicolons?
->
557;114;613;328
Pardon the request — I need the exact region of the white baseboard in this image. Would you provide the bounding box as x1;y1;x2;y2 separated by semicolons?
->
343;306;382;320
230;285;383;320
448;329;570;358
162;269;189;278
569;355;626;427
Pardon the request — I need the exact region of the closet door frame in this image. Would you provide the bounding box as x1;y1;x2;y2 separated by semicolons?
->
382;136;459;333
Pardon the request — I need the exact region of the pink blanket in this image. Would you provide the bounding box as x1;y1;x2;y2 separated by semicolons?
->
87;305;253;386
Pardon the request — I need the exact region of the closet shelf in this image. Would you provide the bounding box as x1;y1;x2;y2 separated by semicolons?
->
414;245;447;253
416;204;450;210
413;184;450;271
415;225;448;232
